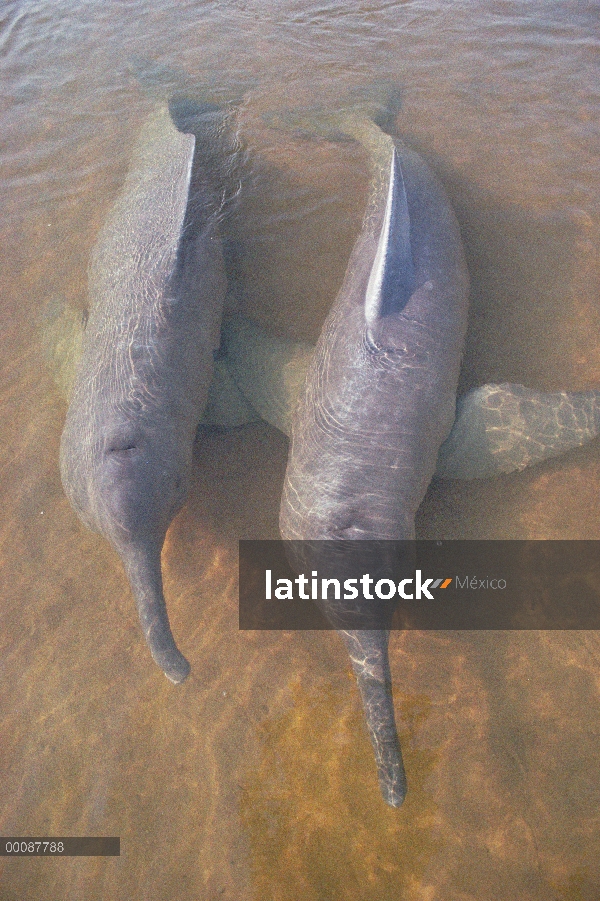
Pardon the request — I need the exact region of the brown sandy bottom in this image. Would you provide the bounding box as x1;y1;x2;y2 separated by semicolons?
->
1;16;600;894
1;381;600;901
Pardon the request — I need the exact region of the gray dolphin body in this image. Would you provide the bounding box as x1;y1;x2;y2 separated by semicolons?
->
279;119;470;806
60;104;229;684
220;319;600;479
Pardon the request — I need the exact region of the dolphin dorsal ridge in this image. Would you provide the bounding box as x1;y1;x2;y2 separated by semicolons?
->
364;147;414;325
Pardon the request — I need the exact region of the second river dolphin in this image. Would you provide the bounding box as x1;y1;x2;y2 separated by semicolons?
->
277;113;470;807
60;101;235;684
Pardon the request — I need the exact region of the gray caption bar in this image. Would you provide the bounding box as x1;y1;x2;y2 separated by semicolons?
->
1;838;120;856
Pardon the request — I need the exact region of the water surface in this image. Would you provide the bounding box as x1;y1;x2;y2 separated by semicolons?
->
1;1;599;899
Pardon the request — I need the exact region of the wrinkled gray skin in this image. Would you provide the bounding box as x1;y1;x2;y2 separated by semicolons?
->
60;104;228;684
279;118;470;807
219;318;600;479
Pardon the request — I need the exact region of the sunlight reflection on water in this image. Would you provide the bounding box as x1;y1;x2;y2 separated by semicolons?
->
1;0;599;898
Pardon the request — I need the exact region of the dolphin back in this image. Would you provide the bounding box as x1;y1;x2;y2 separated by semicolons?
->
276;118;469;807
89;106;196;323
60;103;231;685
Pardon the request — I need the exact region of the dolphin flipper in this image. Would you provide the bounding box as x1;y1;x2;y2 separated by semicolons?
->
217;317;600;478
40;296;87;402
436;383;600;479
46;303;600;477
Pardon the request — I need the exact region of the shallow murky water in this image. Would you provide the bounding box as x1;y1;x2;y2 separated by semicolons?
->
1;1;600;898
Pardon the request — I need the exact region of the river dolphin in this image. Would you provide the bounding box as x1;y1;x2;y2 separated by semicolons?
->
277;115;470;807
218;317;600;480
51;94;599;807
60;101;232;684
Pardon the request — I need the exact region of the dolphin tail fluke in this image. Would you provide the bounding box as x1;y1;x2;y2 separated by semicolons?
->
127;55;255;110
262;81;403;145
122;546;190;684
342;629;407;808
347;81;403;134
